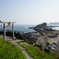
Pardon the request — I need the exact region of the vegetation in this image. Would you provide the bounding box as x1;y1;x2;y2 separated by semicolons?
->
26;40;33;44
34;44;59;59
0;38;26;59
17;42;54;59
50;51;59;59
34;44;50;53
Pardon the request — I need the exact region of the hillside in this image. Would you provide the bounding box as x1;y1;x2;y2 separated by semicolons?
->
17;42;57;59
0;38;26;59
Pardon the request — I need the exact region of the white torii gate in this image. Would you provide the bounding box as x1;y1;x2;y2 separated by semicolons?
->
0;21;15;40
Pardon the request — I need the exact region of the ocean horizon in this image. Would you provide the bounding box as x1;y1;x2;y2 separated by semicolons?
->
0;25;36;34
0;23;59;34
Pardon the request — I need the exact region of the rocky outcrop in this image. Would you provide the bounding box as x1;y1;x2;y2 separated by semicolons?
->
0;31;24;39
35;30;59;48
23;32;41;44
34;22;55;32
29;22;56;36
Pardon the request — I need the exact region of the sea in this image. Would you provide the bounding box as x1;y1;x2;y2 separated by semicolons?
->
0;25;36;34
0;23;59;34
48;23;59;30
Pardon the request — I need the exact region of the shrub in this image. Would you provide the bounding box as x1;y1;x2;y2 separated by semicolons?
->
44;48;50;53
34;44;42;48
26;40;33;44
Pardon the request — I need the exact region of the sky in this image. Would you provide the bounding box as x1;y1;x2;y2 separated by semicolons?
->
0;0;59;25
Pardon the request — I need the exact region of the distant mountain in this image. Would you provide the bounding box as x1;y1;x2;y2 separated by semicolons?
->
48;22;59;26
49;22;59;24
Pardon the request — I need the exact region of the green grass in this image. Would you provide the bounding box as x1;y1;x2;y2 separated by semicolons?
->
50;51;59;59
0;38;26;59
17;42;54;59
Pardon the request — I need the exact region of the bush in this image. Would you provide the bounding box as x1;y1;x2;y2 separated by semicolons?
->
26;40;33;44
44;48;50;53
34;44;42;48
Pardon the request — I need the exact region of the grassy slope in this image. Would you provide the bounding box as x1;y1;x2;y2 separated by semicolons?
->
0;38;26;59
17;43;54;59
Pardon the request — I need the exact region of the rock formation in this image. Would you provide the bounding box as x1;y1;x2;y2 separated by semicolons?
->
34;22;55;32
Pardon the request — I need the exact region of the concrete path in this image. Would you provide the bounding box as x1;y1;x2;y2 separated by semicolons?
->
11;40;33;59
